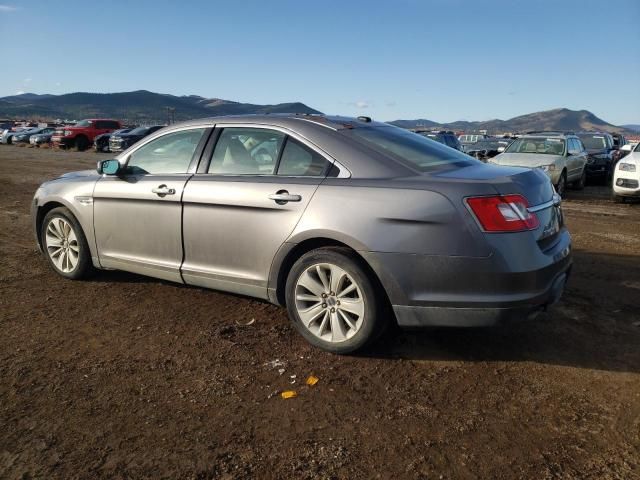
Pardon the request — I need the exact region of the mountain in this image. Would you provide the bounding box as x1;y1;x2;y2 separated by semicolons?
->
391;108;630;134
0;90;321;123
621;124;640;133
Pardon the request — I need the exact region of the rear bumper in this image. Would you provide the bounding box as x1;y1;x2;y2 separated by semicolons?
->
393;270;569;327
362;228;572;328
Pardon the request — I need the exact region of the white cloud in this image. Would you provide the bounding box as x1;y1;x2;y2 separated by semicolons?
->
349;100;370;109
0;4;18;12
15;90;24;95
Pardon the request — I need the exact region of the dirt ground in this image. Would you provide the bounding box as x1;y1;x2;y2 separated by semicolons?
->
1;144;639;480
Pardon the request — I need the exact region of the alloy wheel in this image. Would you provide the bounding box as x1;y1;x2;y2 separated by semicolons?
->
294;263;365;343
45;217;79;273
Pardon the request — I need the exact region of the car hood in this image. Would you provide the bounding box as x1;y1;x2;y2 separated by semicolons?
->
115;133;144;140
57;169;99;180
620;152;640;163
491;152;563;168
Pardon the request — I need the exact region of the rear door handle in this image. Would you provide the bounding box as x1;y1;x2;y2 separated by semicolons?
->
269;190;301;204
152;184;176;197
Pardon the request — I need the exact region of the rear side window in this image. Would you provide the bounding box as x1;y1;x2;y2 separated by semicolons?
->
208;127;285;175
277;138;330;176
345;126;475;172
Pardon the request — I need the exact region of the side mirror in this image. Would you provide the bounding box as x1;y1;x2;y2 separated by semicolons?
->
497;146;505;153
97;159;121;175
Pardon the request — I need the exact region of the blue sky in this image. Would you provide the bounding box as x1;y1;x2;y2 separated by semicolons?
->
1;0;638;124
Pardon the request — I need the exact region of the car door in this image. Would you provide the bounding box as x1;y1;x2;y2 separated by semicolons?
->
570;138;587;179
181;125;335;299
93;126;209;282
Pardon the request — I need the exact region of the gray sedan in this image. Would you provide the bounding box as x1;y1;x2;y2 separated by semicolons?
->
31;115;572;353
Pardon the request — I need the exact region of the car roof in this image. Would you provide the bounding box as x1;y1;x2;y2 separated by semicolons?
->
168;114;390;131
520;133;574;139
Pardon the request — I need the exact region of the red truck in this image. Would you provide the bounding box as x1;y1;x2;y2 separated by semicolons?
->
52;118;122;151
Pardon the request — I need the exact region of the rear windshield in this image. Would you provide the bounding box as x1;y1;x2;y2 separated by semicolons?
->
505;137;565;155
578;135;606;150
344;126;475;171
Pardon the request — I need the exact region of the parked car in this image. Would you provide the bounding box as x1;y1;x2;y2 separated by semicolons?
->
52;119;122;151
109;125;165;153
612;142;640;203
458;133;489;151
611;133;627;148
489;133;587;195
12;126;57;144
576;132;617;183
465;138;513;161
415;130;462;151
30;129;58;146
32;115;571;354
94;128;134;152
1;126;33;144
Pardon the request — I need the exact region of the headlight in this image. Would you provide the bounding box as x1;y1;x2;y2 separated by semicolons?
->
619;163;636;172
64;130;73;136
540;165;556;172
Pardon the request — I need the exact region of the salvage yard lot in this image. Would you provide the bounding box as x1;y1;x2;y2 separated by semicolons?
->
0;146;639;479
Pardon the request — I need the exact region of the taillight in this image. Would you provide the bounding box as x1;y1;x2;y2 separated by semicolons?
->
466;194;539;232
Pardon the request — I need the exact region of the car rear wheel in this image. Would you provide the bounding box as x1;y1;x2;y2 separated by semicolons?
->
285;248;386;354
555;171;567;197
41;207;94;280
572;170;586;190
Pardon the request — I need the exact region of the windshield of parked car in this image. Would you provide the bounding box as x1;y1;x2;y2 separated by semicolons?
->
345;126;476;171
578;135;607;150
74;120;92;128
635;143;640;152
128;127;149;135
505;137;565;155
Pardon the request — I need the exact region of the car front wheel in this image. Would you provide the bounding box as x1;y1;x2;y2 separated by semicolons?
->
285;248;387;354
555;171;567;197
41;207;94;279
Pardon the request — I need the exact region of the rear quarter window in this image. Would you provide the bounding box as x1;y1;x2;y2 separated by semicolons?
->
344;126;476;172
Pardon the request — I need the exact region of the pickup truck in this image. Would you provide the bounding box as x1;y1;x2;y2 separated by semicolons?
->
52;119;122;151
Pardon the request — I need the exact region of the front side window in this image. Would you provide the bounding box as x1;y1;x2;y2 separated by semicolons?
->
277;138;331;176
208;128;285;175
505;137;565;156
126;128;206;174
344;126;475;172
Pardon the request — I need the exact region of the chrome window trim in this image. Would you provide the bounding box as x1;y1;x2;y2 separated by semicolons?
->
201;122;351;179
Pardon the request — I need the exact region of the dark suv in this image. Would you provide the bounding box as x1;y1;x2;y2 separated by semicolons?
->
576;132;616;182
416;130;462;151
109;125;165;153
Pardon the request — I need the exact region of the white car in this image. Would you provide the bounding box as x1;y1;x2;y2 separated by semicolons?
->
613;142;640;203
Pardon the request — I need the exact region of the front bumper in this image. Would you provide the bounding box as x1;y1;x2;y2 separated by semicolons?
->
586;162;610;177
362;228;572;328
613;175;640;196
52;136;74;147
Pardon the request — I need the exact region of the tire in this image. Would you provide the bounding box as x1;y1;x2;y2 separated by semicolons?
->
285;247;387;354
555;171;567;197
572;170;586;190
41;207;95;280
75;136;89;152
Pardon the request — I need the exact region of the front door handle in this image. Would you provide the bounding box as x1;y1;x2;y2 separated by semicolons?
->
152;184;176;197
269;190;302;204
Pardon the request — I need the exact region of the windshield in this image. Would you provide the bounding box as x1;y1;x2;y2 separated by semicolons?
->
74;120;92;128
578;135;607;150
505;137;565;155
635;143;640;152
344;126;476;171
128;127;149;135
